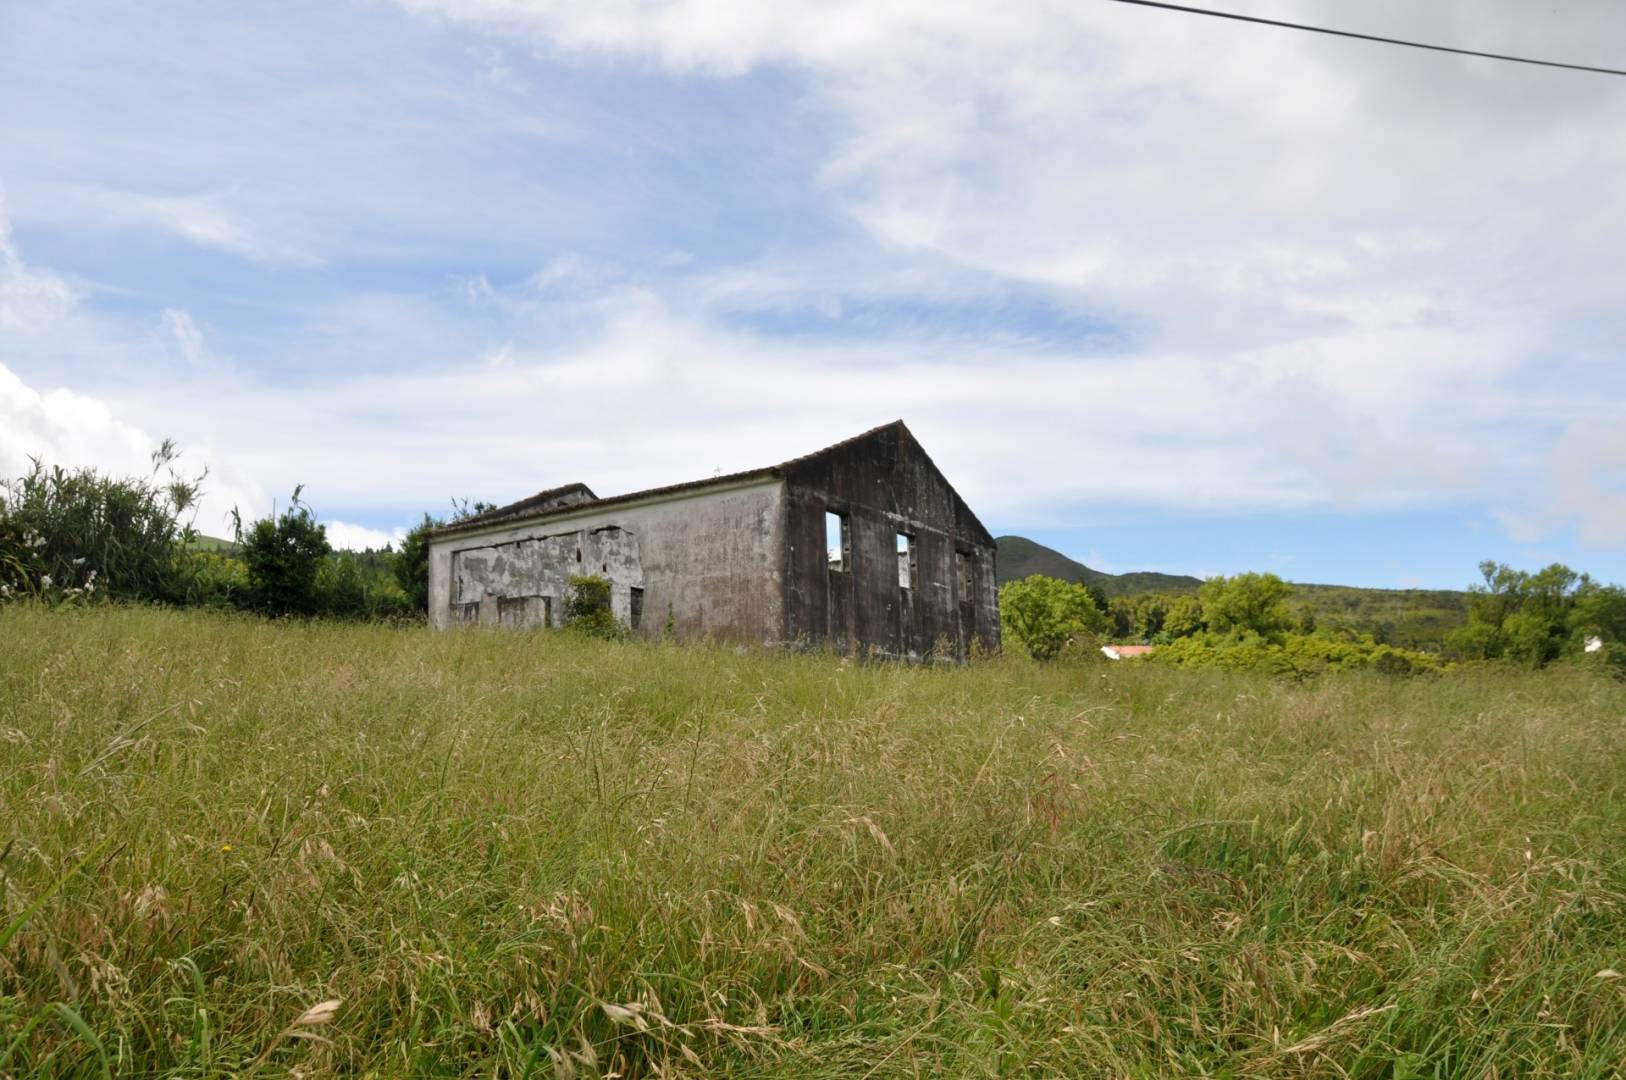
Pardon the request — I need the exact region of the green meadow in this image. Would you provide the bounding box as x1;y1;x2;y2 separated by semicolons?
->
2;605;1623;1076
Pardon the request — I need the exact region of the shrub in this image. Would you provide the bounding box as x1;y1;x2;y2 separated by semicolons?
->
318;551;413;621
0;442;204;605
1153;629;1442;678
564;574;620;639
235;488;331;617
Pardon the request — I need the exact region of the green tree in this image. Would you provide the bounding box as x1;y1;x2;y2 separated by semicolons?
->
1107;596;1137;640
1132;593;1170;640
1162;595;1206;639
394;514;439;613
998;574;1109;661
1199;572;1292;639
235;488;331;617
1445;560;1606;667
1572;580;1626;646
394;500;498;616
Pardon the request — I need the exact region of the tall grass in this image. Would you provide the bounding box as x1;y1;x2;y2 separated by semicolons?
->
1;605;1623;1076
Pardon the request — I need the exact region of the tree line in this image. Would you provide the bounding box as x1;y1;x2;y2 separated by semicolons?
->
1000;564;1626;677
0;450;628;632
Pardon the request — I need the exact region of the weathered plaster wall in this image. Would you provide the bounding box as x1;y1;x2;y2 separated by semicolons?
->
428;478;786;643
449;525;643;629
780;425;999;660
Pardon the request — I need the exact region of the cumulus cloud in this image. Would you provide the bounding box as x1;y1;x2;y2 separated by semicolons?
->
377;0;1626;546
4;0;1625;573
0;360;264;538
0;211;264;536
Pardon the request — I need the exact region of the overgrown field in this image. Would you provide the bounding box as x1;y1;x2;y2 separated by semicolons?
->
2;607;1624;1077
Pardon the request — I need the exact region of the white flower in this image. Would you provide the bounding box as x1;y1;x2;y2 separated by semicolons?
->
40;574;52;588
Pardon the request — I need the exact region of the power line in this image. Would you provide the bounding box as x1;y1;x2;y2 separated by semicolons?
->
1102;0;1626;78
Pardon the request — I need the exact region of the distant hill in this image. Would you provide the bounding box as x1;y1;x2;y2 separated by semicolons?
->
994;535;1471;650
994;536;1202;596
188;534;237;554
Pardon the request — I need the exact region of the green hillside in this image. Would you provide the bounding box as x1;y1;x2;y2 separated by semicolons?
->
994;535;1202;596
188;533;238;554
996;535;1471;649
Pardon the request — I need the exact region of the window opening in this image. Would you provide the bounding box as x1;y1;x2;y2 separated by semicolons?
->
826;511;851;572
498;596;528;627
630;587;645;630
543;596;554;628
457;601;480;625
897;532;917;589
956;550;974;605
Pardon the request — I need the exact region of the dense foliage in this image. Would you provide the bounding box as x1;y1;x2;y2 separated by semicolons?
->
1445;560;1626;668
3;605;1624;1075
998;573;1109;660
0;442;203;604
234;488;333;617
1;455;415;621
1152;628;1443;676
564;573;621;639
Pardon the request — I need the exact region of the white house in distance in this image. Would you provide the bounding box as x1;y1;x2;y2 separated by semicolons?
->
1585;635;1604;654
1101;644;1156;661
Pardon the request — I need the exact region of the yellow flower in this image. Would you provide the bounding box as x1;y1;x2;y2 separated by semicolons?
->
221;843;233;853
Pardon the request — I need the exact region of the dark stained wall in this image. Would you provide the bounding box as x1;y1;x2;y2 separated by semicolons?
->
780;422;999;660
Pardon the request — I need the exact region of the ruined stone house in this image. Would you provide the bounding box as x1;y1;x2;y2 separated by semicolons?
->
427;421;1000;659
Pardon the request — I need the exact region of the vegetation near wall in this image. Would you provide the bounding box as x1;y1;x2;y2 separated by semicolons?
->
2;605;1624;1075
565;573;622;639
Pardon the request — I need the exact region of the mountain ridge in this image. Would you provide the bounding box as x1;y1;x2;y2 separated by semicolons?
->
994;535;1202;596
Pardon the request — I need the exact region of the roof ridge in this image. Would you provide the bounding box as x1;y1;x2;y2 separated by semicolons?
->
429;420;964;541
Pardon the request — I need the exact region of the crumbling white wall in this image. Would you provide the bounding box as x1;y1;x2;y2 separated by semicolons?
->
427;477;786;643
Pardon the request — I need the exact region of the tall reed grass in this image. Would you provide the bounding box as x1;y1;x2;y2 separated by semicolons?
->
1;605;1622;1076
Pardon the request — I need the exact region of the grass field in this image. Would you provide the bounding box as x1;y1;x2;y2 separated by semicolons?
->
2;606;1624;1077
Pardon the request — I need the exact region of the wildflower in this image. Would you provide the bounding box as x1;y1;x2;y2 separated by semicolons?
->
40;574;52;588
221;842;233;853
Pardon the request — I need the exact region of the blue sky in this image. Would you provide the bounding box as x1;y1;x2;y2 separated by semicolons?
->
3;0;1626;588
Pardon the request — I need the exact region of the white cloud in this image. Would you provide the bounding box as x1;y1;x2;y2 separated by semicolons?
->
0;209;264;537
0;361;263;539
324;520;407;552
375;0;1626;550
1518;423;1626;549
4;0;1626;572
29;183;318;266
160;309;208;368
0;200;77;332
